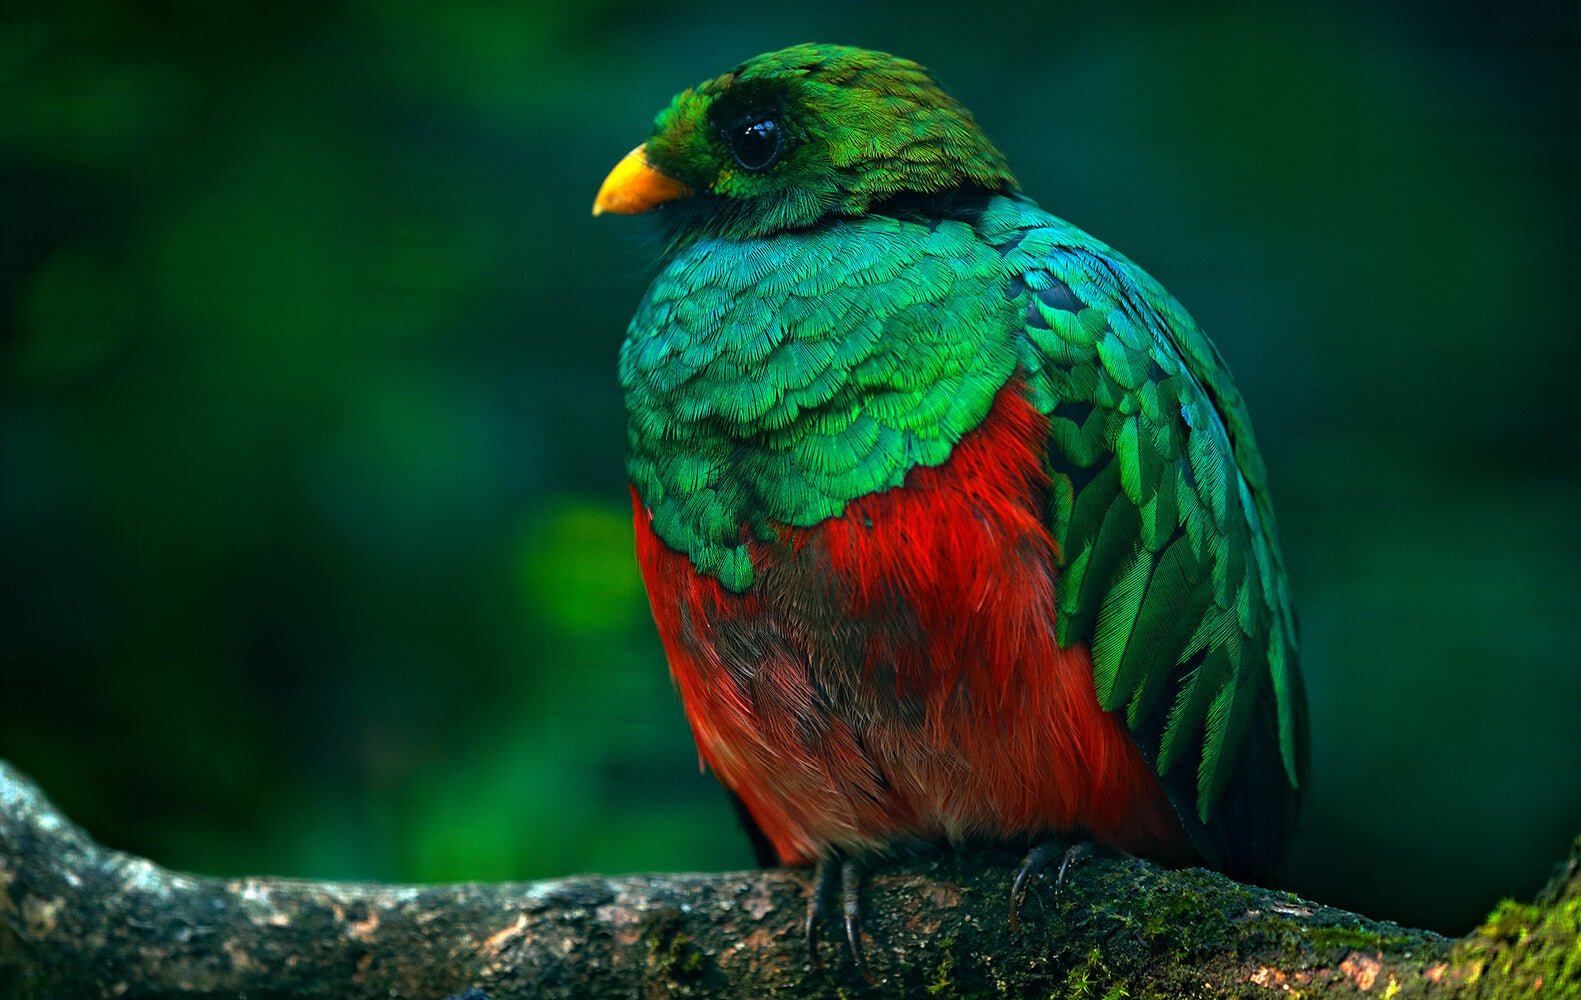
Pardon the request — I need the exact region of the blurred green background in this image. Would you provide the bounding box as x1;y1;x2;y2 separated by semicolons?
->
2;0;1577;937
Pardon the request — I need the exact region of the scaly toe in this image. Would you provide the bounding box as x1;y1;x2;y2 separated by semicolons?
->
1010;840;1094;931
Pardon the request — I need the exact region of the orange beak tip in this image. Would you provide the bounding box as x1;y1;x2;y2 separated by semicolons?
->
593;144;693;216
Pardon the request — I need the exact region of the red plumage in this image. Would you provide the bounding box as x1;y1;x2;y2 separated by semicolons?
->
633;380;1190;868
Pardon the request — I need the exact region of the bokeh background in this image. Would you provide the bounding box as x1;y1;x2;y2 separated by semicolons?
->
3;0;1577;937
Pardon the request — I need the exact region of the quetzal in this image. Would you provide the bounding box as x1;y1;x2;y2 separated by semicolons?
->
594;43;1307;969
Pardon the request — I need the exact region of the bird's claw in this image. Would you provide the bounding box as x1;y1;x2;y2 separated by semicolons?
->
804;856;838;971
1010;840;1093;931
804;854;876;983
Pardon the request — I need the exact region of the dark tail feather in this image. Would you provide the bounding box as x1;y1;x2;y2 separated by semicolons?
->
727;789;780;868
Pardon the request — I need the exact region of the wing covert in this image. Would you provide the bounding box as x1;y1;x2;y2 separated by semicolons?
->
992;207;1305;874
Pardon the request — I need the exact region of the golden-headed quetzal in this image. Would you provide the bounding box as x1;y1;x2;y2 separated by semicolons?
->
594;42;1307;971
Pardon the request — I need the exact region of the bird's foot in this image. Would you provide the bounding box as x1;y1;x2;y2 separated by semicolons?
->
804;854;876;983
1009;840;1093;931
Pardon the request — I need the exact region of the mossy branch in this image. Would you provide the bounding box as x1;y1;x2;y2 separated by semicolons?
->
1;758;1575;998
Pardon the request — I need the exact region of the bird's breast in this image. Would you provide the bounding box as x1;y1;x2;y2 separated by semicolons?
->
633;380;1188;863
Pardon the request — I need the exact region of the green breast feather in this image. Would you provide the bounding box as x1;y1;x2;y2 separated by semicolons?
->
621;213;1023;589
622;194;1303;832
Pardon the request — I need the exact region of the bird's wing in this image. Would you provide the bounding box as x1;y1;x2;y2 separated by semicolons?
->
996;208;1307;876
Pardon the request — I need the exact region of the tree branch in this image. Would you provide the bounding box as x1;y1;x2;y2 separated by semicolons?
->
1;758;1575;998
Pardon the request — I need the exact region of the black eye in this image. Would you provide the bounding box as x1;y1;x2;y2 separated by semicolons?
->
728;118;784;172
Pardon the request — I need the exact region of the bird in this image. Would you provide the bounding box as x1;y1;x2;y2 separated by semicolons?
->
593;42;1307;975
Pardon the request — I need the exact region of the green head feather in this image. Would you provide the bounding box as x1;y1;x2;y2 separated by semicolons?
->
642;43;1017;246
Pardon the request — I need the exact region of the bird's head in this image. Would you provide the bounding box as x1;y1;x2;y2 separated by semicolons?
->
593;44;1017;247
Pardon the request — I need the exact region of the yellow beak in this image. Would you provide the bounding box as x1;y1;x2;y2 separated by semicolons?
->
592;144;694;216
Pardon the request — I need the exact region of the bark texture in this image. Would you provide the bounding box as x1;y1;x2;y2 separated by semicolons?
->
2;758;1576;998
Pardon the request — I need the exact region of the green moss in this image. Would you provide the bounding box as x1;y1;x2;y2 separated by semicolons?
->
1476;898;1540;944
1115;868;1249;962
1059;948;1133;1000
1062;949;1101;998
647;926;703;977
1451;844;1581;997
927;935;958;995
1302;924;1416;953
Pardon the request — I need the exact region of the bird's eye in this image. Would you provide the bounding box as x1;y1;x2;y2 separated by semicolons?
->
728;118;784;172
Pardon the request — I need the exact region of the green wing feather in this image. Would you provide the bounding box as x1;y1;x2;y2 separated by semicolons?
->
988;198;1305;849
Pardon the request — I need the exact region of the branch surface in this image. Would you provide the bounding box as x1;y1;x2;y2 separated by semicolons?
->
2;758;1575;998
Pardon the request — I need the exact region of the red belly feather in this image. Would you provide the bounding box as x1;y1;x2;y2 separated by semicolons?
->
633;381;1189;868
